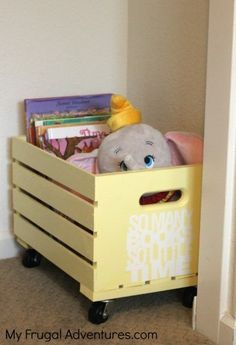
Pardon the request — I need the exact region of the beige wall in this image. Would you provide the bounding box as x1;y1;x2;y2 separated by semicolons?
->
1;0;210;259
0;0;128;257
127;0;209;135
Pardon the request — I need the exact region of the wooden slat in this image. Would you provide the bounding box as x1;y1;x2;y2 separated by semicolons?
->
96;164;202;204
12;136;96;201
12;161;95;230
80;275;198;301
14;214;94;289
13;188;95;261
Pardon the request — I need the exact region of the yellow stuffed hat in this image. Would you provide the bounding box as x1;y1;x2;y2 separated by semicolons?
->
107;94;142;132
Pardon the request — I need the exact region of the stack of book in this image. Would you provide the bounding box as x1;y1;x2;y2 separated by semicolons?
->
25;94;112;173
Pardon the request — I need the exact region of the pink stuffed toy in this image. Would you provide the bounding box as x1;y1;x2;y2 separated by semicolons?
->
165;131;203;165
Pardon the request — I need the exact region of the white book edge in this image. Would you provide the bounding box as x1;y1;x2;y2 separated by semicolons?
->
46;124;110;140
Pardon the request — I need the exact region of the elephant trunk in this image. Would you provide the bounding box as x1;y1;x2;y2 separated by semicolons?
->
123;154;143;170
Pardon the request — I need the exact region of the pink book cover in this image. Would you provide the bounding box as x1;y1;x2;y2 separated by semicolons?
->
40;136;103;160
41;136;102;174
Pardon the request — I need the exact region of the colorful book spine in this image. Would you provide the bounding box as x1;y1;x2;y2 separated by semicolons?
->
25;93;112;143
34;114;110;127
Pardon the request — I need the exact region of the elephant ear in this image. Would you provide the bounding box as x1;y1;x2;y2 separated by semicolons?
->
165;131;203;165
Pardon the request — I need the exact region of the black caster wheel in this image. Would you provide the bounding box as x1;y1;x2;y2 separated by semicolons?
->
182;286;197;308
88;301;109;324
22;249;42;268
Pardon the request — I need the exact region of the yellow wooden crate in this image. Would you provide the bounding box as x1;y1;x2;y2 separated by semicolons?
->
12;136;202;302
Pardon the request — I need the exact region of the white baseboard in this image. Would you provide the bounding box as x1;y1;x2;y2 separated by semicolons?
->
219;313;236;345
0;232;22;259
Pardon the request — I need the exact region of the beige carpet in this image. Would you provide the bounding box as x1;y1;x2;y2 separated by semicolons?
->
0;256;215;345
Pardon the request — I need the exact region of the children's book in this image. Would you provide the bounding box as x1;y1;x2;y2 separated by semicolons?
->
46;123;110;140
37;120;110;161
34;114;110;128
41;136;104;161
25;93;112;144
34;114;110;147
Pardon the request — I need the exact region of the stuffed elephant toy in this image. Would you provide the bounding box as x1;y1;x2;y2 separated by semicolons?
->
98;123;171;173
97;95;203;173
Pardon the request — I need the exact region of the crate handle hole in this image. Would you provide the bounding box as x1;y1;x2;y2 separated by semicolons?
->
139;190;182;206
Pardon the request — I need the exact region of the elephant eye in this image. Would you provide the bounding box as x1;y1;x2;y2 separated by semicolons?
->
119;160;128;171
144;155;155;168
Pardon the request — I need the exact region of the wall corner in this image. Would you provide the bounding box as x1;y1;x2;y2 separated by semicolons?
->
219;313;236;345
0;232;21;259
